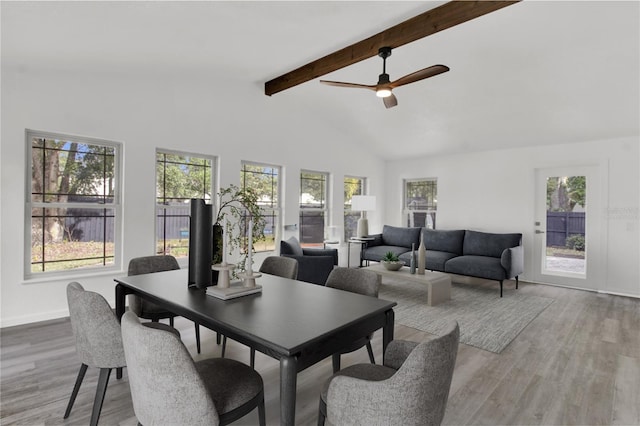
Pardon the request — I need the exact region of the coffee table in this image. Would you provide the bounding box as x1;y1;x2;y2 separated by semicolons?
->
363;263;452;306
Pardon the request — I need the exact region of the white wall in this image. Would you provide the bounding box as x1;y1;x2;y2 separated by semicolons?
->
385;137;640;297
0;66;386;327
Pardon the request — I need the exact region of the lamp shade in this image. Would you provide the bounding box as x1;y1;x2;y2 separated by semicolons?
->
351;195;376;211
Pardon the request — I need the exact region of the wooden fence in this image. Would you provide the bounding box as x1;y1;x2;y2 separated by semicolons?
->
546;211;585;247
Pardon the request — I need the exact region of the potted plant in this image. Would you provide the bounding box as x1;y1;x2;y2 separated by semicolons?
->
214;185;266;275
380;251;405;271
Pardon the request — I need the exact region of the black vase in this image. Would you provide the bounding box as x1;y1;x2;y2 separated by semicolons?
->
188;199;213;289
211;223;223;285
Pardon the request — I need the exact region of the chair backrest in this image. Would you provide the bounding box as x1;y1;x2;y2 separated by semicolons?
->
325;267;379;297
121;311;219;426
66;282;125;369
127;255;180;315
128;255;180;276
390;321;459;425
259;256;298;279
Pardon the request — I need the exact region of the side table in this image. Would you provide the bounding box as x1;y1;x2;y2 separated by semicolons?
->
347;237;374;268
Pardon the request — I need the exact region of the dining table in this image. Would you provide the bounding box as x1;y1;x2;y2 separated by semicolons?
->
114;269;396;425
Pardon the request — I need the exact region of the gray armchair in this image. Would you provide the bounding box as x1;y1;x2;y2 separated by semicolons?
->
280;237;338;285
121;311;265;426
318;321;460;426
325;267;380;372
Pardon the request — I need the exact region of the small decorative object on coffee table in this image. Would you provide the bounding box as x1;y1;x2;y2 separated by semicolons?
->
410;243;417;274
380;251;405;271
417;233;426;275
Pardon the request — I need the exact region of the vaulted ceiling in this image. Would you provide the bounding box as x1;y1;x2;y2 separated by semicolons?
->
2;1;638;160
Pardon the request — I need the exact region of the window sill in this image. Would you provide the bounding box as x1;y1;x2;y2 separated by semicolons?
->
23;267;125;285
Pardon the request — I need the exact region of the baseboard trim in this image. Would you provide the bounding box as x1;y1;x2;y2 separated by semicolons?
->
0;309;69;329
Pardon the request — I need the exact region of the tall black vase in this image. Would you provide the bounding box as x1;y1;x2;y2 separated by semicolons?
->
188;199;213;289
211;224;223;285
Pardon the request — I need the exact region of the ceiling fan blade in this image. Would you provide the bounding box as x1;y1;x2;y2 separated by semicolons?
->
319;80;376;90
390;65;450;88
383;93;398;109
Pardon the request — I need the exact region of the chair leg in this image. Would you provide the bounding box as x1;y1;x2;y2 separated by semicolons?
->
500;280;503;297
332;353;341;373
170;317;174;327
64;363;88;419
257;394;266;426
221;336;227;358
250;349;256;369
516;276;519;289
366;342;376;364
216;332;221;345
318;397;327;426
90;368;112;426
195;322;201;354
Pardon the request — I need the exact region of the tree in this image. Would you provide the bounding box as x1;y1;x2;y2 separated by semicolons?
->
547;175;586;212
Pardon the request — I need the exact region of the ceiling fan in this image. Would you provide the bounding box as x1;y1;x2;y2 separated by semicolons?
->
319;47;449;109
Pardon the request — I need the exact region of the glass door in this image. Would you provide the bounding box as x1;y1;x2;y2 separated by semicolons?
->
533;166;603;290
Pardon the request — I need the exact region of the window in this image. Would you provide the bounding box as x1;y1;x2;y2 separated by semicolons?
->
241;162;280;252
27;130;121;276
344;176;365;240
299;170;329;247
156;150;215;258
404;178;437;229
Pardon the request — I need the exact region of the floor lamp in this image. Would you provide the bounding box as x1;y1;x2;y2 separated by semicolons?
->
351;195;376;238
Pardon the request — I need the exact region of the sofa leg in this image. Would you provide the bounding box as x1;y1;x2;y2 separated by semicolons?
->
499;280;503;298
515;276;519;289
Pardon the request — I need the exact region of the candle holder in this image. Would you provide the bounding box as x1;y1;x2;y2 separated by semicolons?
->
211;263;235;289
238;270;262;288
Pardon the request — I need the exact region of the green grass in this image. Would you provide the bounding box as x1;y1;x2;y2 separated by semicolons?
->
546;246;585;259
32;236;278;273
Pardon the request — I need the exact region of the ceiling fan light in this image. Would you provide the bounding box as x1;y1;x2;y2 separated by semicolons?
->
376;88;392;98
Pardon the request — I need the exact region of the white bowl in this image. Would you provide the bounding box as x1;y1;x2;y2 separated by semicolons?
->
381;260;405;271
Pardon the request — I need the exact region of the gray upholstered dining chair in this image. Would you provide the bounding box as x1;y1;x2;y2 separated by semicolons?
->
259;255;299;280
318;321;460;426
128;255;202;353
64;282;177;426
221;256;298;367
325;267;380;373
121;311;266;426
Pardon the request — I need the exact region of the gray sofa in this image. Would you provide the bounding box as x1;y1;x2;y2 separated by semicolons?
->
363;225;523;297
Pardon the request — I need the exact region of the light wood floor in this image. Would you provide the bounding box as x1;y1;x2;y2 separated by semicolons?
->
1;279;639;425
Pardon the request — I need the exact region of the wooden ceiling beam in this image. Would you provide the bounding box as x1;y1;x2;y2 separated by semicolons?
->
265;1;520;96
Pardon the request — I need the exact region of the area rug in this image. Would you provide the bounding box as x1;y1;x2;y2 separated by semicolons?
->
379;277;554;353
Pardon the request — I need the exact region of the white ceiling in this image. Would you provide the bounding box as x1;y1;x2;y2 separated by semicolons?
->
2;1;639;160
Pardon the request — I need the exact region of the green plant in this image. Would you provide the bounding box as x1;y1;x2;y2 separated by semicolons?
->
565;234;585;251
382;251;400;262
215;185;266;273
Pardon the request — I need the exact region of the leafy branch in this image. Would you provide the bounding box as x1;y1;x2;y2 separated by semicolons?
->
215;184;266;273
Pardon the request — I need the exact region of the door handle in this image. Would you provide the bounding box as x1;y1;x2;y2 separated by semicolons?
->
535;230;545;234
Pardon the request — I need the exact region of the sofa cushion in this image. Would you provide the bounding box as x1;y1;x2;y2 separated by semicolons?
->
363;245;410;262
398;250;458;272
422;229;465;255
445;255;507;281
280;237;303;256
463;231;522;258
381;225;421;249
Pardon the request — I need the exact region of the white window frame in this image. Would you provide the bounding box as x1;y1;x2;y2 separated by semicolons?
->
155;149;217;260
25;129;122;279
344;175;366;241
241;161;282;253
403;178;437;229
299;170;330;246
